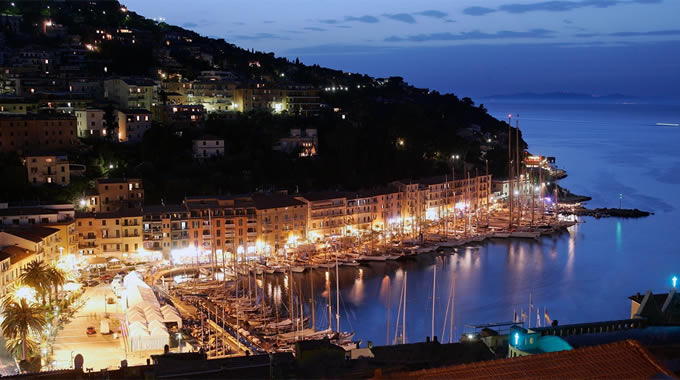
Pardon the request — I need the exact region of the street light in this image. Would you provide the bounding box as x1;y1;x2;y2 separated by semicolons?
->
673;276;677;288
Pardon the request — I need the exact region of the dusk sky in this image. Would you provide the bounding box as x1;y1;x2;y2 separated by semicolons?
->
124;0;680;98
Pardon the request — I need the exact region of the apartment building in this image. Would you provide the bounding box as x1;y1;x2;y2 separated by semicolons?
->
252;194;307;254
192;135;224;159
0;114;77;153
24;153;70;185
346;187;403;235
295;192;348;241
184;196;257;263
282;86;321;116
0;225;61;264
75;208;143;259
186;80;237;112
85;178;144;213
104;78;158;111
117;108;151;143
75;108;106;138
233;84;285;113
276;129;318;157
142;204;190;258
0;97;40;114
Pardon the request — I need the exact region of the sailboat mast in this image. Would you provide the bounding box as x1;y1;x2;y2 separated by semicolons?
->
335;253;340;332
311;272;315;330
431;264;436;339
450;270;455;343
403;271;407;344
386;276;391;345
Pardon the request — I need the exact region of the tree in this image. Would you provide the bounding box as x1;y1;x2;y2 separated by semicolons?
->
18;261;51;304
1;299;46;361
46;265;66;305
103;104;117;141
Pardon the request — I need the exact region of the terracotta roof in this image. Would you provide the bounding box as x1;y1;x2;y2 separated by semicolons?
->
0;225;59;242
252;194;305;210
0;245;36;264
396;340;675;380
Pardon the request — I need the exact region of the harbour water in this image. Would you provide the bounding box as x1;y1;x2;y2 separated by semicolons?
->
259;101;680;347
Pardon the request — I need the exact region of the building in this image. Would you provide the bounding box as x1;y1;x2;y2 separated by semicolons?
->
0;203;76;258
252;194;307;254
282;86;321;116
234;84;285;113
185;79;237;112
75;108;107;138
183;196;257;264
142;204;190;258
400;340;675;379
295;192;348;241
192;135;224;159
117;108;151;143
104;78;158;111
346;187;403;236
24;153;70;185
85;178;144;213
157;104;205;127
276;129;318;157
75;209;143;259
0;97;40;114
0;225;61;264
0;114;77;153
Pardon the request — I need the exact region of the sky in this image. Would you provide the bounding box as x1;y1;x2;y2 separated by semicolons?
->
124;0;680;99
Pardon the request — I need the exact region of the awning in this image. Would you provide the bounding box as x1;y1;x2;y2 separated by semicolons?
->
86;256;107;265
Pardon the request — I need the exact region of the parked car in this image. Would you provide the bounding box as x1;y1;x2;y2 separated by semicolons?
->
86;326;96;335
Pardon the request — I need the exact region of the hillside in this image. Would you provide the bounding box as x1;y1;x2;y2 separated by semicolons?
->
0;0;524;203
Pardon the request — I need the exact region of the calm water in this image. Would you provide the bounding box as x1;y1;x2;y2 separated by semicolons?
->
262;102;680;346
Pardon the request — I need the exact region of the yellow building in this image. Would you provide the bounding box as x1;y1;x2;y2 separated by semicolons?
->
75;209;143;261
24;153;70;186
252;194;307;254
295;192;348;241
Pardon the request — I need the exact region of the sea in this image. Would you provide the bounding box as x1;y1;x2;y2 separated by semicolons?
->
262;101;680;346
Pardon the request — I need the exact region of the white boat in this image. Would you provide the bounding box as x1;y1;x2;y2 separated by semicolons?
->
342;261;360;267
386;255;400;260
291;266;306;273
494;232;511;238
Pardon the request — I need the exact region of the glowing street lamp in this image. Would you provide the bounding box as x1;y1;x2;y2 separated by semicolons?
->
514;332;520;346
673;276;677;288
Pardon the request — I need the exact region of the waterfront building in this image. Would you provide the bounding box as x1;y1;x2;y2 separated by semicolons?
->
75;108;106;138
0;113;77;153
24;152;70;186
75;208;143;259
104;78;158;111
0;202;76;256
142;204;190;258
295;192;348;241
117;108;151;143
252;193;308;254
85;178;144;213
192;134;224;159
346;187;403;236
184;196;257;264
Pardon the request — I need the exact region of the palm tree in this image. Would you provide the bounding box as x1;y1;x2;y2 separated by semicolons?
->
1;299;46;360
46;265;66;305
18;261;50;304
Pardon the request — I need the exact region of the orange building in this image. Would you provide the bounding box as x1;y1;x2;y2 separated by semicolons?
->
85;178;144;213
184;196;257;265
0;114;77;153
